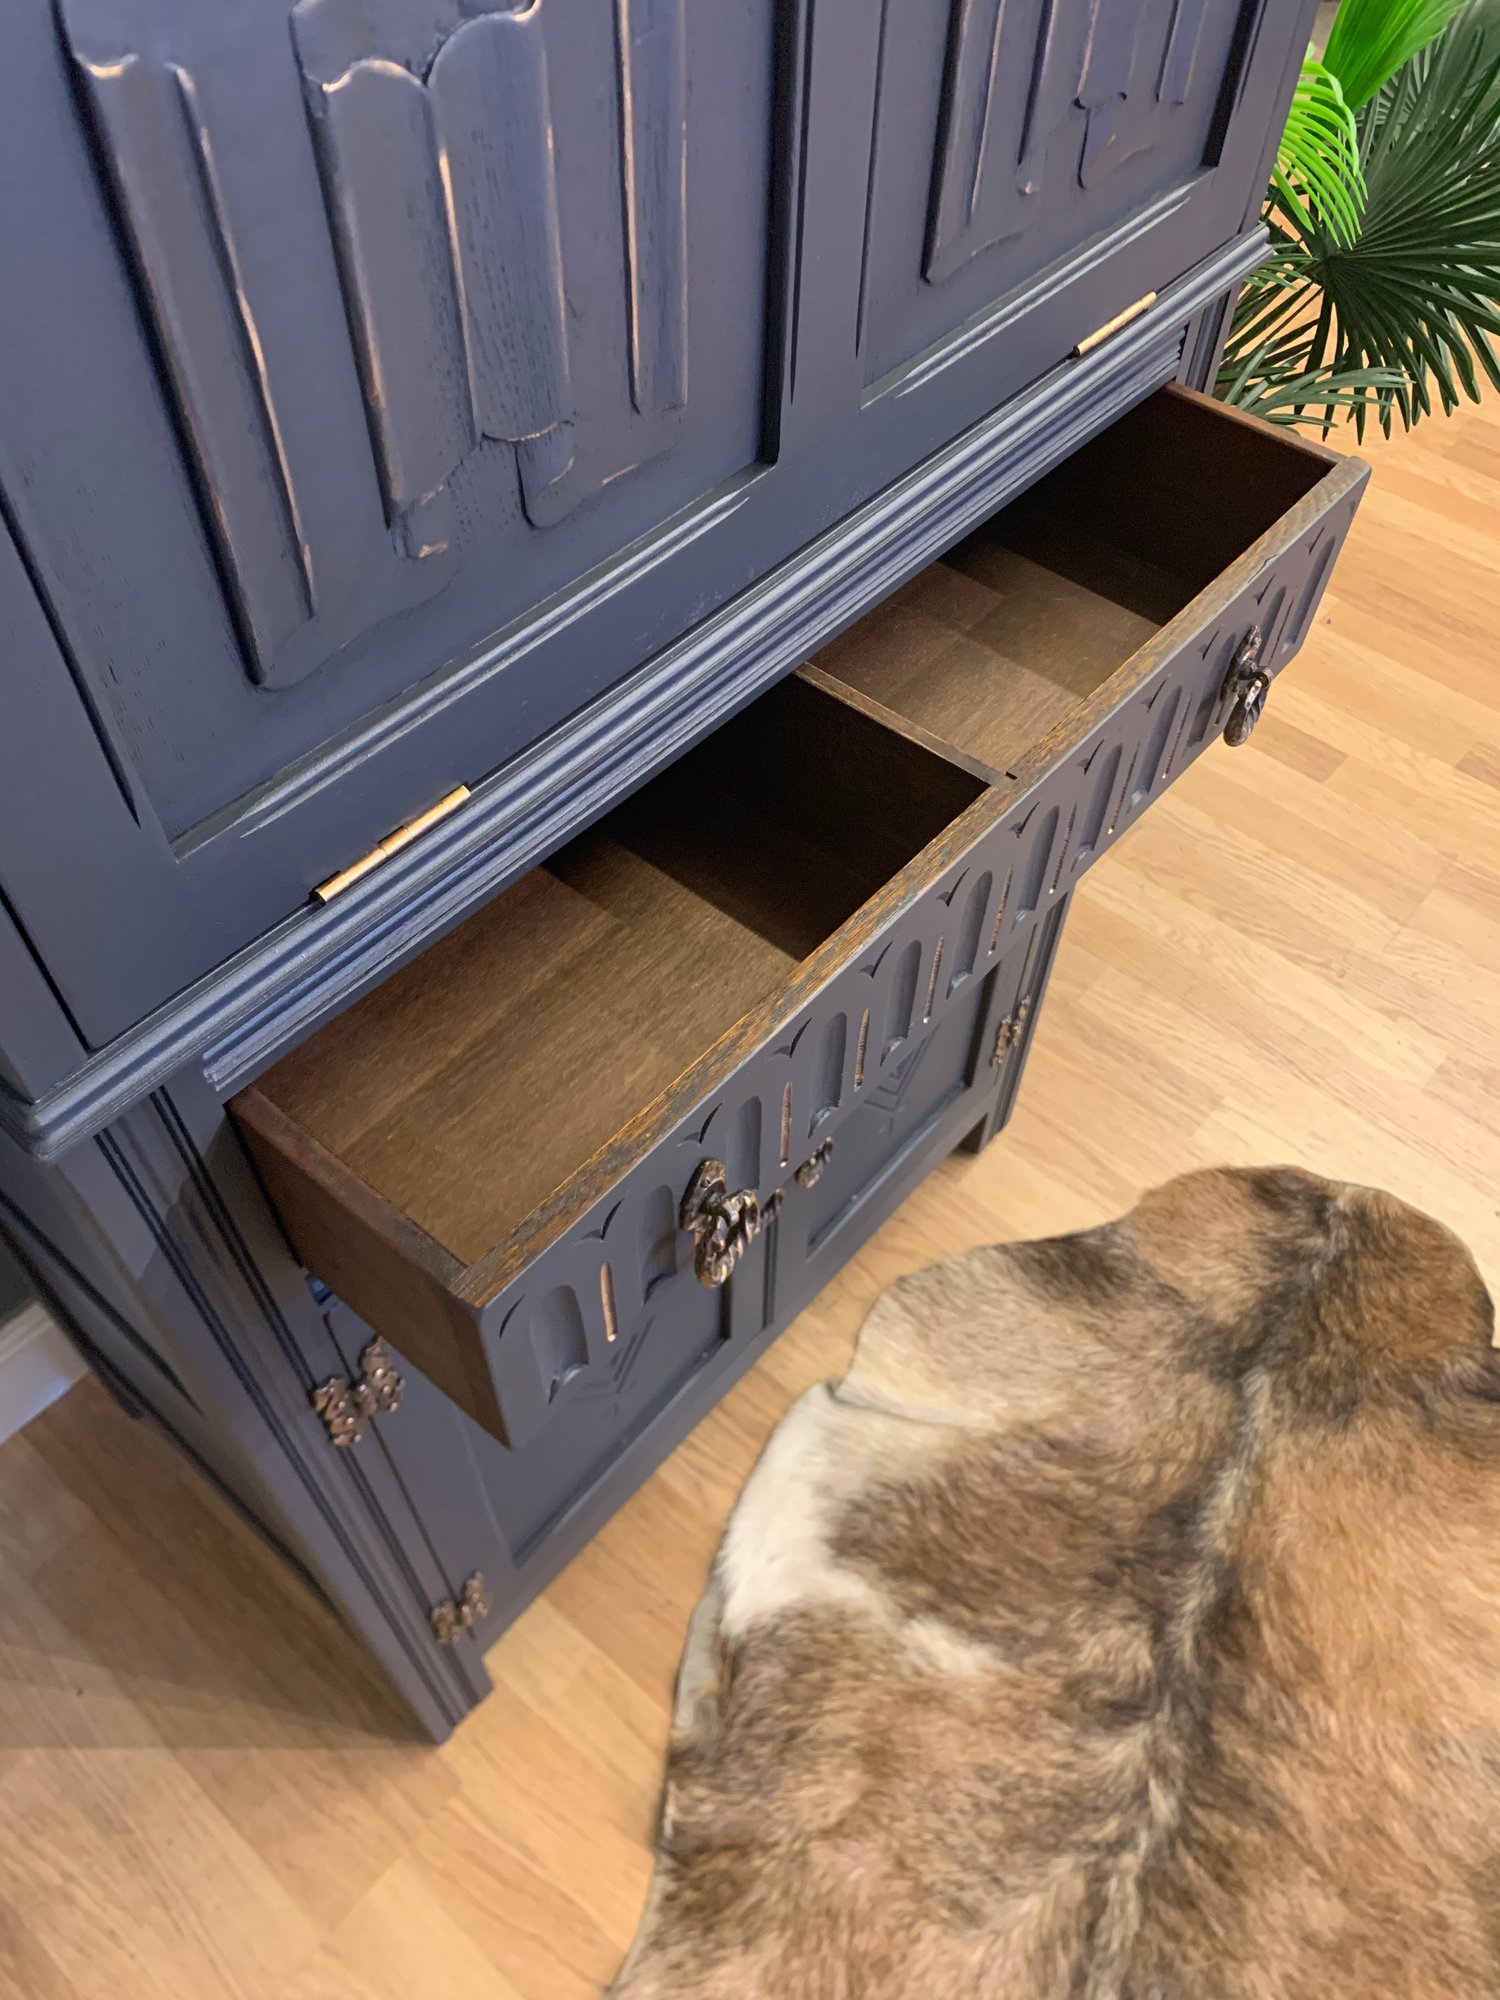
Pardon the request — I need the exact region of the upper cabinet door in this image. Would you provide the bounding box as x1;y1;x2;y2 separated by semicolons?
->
14;0;771;838
0;0;787;1043
0;0;1309;1057
850;0;1303;411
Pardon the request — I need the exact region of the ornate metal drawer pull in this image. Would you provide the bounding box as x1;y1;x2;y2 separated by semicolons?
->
680;1159;761;1288
310;1337;404;1447
795;1137;835;1188
1220;627;1270;747
430;1572;491;1644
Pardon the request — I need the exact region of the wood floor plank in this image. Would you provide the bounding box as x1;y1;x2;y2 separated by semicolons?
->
286;1859;527;2000
1190;744;1450;929
1;391;1498;1999
402;1800;620;2000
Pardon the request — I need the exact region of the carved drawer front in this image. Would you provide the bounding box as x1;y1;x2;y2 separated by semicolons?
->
232;385;1366;1451
772;889;1073;1333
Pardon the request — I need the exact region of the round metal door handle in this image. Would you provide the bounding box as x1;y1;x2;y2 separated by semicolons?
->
680;1159;761;1287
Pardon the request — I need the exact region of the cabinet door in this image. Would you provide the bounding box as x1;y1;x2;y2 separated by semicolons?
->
851;0;1308;406
0;0;1310;1053
0;0;782;1042
772;894;1070;1326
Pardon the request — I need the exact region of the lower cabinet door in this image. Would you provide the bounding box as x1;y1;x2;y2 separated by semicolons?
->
316;1264;784;1655
431;1258;739;1569
770;893;1069;1325
312;907;1068;1658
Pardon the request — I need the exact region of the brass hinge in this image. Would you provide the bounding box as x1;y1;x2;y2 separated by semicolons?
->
431;1572;491;1644
991;995;1033;1068
310;1337;404;1447
1073;292;1157;358
313;785;471;903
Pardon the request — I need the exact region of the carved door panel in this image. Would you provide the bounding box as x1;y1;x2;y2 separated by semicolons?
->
15;0;765;835
856;0;1303;392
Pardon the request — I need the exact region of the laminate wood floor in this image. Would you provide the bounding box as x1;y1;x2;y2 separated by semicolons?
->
4;395;1500;1998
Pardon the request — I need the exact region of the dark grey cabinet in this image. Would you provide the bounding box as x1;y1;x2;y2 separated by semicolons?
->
0;1243;28;1322
0;0;1359;1738
1;0;1304;1048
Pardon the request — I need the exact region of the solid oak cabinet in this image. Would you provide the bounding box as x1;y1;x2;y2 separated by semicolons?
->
0;0;1360;1736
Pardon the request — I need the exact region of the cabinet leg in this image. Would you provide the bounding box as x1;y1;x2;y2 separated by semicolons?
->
958;1093;1009;1156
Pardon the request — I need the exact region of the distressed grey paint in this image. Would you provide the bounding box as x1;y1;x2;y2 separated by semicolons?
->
0;1244;28;1322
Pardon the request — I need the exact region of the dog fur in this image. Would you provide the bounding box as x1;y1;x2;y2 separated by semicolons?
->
610;1167;1500;1999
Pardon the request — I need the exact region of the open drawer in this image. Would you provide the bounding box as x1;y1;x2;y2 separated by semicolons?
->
233;386;1367;1450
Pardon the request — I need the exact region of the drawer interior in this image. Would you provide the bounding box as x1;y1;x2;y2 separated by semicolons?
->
809;386;1335;777
242;677;984;1268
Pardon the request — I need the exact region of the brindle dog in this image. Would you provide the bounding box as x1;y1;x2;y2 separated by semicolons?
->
612;1167;1500;1999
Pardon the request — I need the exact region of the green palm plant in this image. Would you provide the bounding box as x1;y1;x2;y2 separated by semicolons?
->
1218;0;1500;434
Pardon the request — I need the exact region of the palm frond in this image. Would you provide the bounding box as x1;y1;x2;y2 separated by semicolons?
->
1322;0;1468;109
1224;365;1410;426
1274;60;1364;246
1221;0;1500;435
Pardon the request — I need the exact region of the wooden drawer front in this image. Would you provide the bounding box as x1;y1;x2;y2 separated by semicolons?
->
477;1113;767;1469
234;387;1366;1451
454;1244;745;1561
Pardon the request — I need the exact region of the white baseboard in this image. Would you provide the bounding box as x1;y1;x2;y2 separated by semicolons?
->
0;1303;85;1447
